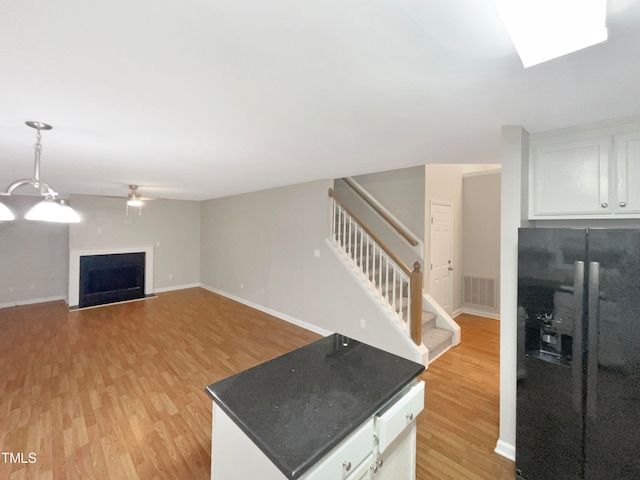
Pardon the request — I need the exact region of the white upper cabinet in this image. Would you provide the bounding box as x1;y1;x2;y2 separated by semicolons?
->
529;120;640;219
614;131;640;215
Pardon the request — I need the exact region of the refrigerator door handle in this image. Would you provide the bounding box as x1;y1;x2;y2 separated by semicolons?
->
586;261;600;419
572;261;584;415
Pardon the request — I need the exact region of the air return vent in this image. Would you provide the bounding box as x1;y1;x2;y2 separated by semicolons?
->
463;275;497;310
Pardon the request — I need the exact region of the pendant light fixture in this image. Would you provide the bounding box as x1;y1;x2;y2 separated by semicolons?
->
0;202;14;221
126;184;142;216
1;121;80;223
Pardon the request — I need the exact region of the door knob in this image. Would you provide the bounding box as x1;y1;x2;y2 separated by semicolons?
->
619;201;627;207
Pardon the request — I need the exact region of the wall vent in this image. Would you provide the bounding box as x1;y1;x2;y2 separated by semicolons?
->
463;275;497;310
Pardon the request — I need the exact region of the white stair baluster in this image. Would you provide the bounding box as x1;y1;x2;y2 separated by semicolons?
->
366;235;370;284
399;271;404;323
358;225;363;272
392;266;397;316
385;256;390;304
348;218;352;258
338;203;343;249
331;202;340;245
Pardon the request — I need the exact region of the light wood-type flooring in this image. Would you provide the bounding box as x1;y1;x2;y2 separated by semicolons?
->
0;287;514;479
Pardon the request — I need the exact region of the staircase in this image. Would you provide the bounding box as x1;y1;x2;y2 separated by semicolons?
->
328;186;459;365
370;264;456;364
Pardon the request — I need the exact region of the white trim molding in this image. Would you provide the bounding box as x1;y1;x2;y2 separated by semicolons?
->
0;295;66;310
200;283;333;338
460;307;501;321
494;438;516;461
154;283;201;294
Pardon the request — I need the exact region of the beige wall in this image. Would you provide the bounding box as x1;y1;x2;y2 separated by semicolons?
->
0;195;69;307
333;177;423;271
200;179;422;362
351;166;426;238
69;195;201;292
462;170;501;315
425;164;465;314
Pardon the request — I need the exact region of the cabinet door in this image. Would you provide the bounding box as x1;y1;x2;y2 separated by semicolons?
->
303;419;374;480
347;454;373;480
614;131;640;214
530;136;611;218
372;424;416;480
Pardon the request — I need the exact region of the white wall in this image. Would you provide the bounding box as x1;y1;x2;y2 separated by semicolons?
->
496;126;530;461
69;195;201;292
0;195;69;307
200;179;422;362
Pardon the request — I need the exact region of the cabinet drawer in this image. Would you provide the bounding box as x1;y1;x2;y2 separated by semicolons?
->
304;418;373;480
374;381;424;453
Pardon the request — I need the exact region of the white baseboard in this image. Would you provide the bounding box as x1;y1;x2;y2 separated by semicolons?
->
494;438;516;461
154;283;201;294
199;284;333;337
459;307;500;321
0;295;66;310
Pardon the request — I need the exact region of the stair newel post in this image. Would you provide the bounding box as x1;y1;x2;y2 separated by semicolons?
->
410;262;422;345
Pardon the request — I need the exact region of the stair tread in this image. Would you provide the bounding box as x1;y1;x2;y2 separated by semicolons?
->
422;311;437;321
422;326;453;349
422;311;437;329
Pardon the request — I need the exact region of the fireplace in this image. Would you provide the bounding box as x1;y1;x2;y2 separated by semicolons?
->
79;253;145;308
68;245;154;309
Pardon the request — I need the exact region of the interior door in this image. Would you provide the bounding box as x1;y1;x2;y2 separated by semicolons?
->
429;201;453;314
585;229;640;479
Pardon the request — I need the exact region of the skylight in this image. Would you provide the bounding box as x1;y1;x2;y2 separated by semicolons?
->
495;0;608;67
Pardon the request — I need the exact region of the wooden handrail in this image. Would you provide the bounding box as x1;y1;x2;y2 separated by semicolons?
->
329;188;413;276
342;177;419;247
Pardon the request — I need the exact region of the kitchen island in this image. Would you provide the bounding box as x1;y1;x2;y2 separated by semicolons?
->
205;333;425;479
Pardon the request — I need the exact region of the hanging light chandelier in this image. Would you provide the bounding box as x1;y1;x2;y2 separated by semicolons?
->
0;121;80;223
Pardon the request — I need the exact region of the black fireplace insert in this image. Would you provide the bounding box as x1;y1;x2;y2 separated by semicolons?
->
79;252;145;308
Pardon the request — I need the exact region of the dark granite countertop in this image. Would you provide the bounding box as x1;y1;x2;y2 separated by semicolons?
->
205;333;425;480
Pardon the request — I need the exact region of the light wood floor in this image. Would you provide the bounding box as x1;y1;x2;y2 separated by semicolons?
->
417;313;515;479
0;288;514;479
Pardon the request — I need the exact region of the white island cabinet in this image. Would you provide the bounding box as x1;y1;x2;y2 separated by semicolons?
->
210;380;424;480
205;334;426;480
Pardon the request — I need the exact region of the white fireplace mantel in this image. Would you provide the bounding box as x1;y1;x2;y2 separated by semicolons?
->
68;245;154;307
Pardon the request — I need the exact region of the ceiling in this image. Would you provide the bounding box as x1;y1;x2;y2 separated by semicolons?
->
1;0;640;202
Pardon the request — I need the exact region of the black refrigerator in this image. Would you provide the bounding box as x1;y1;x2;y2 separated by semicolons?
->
517;228;640;480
